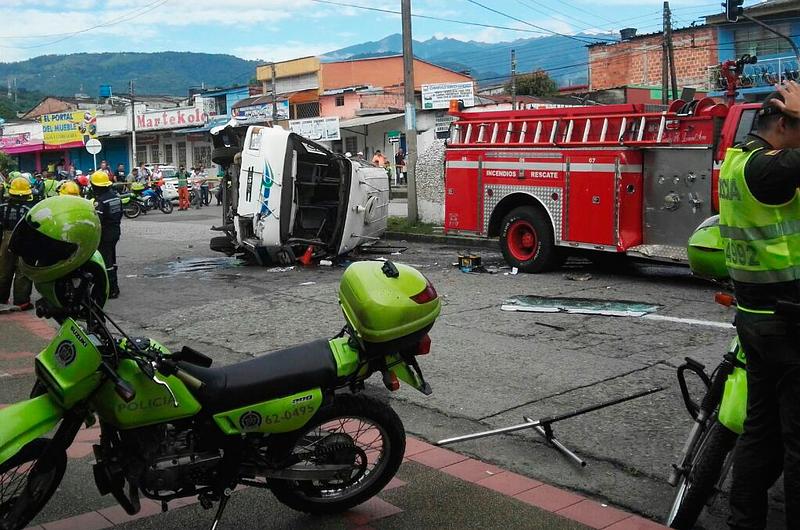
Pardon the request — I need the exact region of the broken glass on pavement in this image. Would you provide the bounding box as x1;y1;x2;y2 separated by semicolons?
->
501;295;661;317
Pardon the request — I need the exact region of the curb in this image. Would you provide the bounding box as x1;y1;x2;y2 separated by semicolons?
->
383;231;497;249
26;434;668;530
405;437;669;530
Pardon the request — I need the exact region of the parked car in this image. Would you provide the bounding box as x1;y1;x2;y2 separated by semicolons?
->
144;164;178;201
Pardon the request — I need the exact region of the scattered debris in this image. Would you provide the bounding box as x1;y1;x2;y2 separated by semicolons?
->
267;266;295;273
299;281;316;286
319;260;333;267
504;267;519;276
458;252;481;272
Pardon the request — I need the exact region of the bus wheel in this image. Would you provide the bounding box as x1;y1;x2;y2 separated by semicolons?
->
500;206;562;273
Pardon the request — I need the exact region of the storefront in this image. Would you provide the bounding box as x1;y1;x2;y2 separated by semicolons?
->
134;104;213;170
0;129;43;172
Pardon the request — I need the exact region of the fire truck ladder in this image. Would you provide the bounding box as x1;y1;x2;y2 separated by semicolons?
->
452;111;672;148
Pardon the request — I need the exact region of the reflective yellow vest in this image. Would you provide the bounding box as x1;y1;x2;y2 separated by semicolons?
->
718;146;800;284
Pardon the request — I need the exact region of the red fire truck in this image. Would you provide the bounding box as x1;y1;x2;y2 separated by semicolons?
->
443;97;761;272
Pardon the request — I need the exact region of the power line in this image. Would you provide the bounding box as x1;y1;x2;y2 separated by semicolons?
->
0;0;170;49
308;0;562;36
464;0;615;44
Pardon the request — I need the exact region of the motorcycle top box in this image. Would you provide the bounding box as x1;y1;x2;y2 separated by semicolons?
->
339;261;441;354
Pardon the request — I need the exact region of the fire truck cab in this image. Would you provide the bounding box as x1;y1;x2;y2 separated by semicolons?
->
444;99;761;272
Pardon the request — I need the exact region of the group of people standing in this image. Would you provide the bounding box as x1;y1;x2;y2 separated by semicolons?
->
370;148;407;184
0;159;127;309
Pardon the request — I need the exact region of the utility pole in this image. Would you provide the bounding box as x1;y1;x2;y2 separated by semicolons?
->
271;62;278;122
511;49;517;110
665;1;678;101
661;2;669;105
129;80;137;169
401;0;418;223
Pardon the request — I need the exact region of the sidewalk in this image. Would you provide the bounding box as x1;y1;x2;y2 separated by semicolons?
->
1;312;667;530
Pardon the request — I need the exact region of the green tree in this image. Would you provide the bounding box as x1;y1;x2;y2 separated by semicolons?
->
0;152;18;174
507;69;558;97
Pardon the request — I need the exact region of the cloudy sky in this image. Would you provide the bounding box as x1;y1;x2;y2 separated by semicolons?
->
0;0;740;63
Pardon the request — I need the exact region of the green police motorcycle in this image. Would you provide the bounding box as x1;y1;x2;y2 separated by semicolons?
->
0;196;441;530
666;215;746;528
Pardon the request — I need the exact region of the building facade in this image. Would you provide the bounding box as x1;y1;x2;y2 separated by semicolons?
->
588;26;718;93
706;0;800;100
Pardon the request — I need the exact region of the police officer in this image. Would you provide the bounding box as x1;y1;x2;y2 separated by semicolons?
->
42;171;58;198
719;81;800;529
90;170;122;299
0;177;34;309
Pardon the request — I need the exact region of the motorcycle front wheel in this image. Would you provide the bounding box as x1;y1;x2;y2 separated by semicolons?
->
159;198;174;214
0;438;67;530
667;419;738;529
268;394;405;514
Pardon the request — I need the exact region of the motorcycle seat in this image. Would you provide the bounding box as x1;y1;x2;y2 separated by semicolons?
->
179;339;337;413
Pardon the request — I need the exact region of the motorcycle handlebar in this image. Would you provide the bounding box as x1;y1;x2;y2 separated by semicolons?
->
174;369;204;391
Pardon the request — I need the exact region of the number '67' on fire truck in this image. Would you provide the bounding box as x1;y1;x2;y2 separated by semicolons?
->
443;98;760;272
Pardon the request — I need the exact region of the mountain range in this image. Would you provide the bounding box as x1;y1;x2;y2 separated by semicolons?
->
0;32;608;116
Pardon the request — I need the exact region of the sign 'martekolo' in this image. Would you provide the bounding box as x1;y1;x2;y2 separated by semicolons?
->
40;110;97;146
136;105;208;131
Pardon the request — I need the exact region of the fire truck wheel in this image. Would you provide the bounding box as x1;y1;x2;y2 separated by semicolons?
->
500;206;562;273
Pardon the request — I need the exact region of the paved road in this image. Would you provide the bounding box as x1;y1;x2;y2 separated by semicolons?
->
4;205;786;529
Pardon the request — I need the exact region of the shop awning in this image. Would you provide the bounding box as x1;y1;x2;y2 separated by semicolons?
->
44;141;85;151
339;113;404;129
1;142;43;155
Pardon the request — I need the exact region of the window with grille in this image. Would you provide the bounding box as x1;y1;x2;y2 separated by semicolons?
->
734;23;793;57
135;145;147;166
150;145;160;164
177;142;187;167
344;136;358;153
292;102;320;119
192;145;212;170
164;144;174;165
335;95;345;107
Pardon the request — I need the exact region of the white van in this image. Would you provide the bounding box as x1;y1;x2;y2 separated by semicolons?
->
210;125;389;264
144;164;179;201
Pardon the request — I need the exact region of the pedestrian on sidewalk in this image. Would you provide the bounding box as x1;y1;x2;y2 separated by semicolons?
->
191;166;205;209
0;177;34;310
372;150;387;167
395;148;406;185
90;171;122;299
176;164;190;210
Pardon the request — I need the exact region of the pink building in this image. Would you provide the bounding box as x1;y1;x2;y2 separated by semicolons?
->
319;88;405;120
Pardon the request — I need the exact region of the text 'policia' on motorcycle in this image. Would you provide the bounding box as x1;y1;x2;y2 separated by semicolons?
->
0;194;441;530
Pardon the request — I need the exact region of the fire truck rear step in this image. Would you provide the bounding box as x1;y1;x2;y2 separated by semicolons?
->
626;245;688;263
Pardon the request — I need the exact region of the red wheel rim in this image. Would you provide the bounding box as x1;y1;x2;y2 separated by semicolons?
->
507;220;538;261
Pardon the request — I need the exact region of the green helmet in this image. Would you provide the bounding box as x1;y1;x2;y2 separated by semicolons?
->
687;215;729;281
9;195;101;283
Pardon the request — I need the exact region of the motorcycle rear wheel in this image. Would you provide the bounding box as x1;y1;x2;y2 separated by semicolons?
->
0;438;67;530
122;201;141;219
159;199;174;214
667;419;738;529
268;394;405;514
